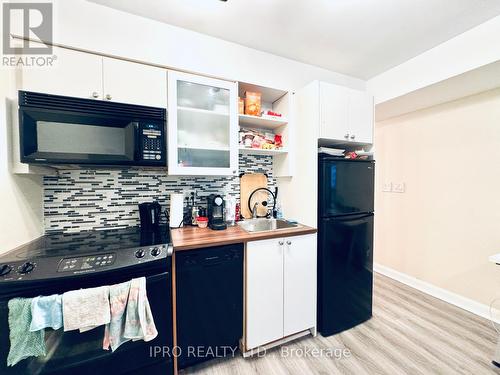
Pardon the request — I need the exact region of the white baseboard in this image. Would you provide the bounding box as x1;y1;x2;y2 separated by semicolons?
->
374;263;499;324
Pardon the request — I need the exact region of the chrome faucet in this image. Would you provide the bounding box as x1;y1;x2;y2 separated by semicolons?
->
252;202;259;219
248;187;278;219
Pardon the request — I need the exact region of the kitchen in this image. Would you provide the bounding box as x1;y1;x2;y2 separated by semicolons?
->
1;1;500;374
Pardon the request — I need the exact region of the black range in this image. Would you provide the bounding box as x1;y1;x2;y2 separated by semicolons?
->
0;226;174;375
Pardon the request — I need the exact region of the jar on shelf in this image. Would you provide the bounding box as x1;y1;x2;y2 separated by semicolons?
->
244;91;261;116
238;97;244;114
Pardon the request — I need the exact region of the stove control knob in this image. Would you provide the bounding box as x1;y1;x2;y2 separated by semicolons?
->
151;247;161;257
135;249;146;258
18;262;35;274
0;264;12;277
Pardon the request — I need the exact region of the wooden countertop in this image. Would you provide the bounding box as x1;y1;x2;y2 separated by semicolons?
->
171;223;317;251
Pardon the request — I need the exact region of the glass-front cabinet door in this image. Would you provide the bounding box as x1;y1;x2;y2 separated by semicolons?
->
167;71;238;175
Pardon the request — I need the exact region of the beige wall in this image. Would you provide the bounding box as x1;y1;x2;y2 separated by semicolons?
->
0;70;44;254
375;88;500;306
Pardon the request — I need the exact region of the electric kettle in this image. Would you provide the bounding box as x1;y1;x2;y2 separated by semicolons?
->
139;202;162;231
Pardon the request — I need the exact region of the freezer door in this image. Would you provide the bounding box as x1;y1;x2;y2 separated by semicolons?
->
319;159;374;217
317;213;373;336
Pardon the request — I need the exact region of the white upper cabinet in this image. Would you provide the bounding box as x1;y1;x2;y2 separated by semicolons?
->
167;71;238;176
318;82;373;144
18;46;167;108
348;89;374;144
320;82;349;141
18;45;103;100
102;57;167;107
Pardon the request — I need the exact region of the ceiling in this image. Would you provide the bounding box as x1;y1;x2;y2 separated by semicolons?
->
88;0;500;79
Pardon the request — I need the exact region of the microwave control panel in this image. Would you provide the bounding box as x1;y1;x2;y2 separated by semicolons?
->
140;123;165;162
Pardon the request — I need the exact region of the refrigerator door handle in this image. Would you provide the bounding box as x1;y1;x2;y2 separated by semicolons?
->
322;213;374;221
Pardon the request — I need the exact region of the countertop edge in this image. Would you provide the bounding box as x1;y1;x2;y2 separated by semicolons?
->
172;225;317;252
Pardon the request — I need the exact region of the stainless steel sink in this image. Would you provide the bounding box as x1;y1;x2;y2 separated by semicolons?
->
237;218;298;233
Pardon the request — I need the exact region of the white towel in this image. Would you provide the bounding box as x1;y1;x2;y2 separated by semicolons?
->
62;286;111;332
123;277;158;342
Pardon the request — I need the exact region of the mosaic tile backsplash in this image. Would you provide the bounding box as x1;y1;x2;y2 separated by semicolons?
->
43;154;276;233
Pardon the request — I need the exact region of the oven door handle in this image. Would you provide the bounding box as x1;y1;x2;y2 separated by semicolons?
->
146;271;169;283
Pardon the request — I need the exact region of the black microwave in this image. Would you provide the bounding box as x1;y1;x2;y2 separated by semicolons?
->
18;90;167;167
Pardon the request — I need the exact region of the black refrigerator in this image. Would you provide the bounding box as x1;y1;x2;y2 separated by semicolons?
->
317;156;374;336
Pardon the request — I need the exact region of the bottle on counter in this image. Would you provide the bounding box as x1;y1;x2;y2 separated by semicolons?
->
224;195;236;227
235;202;241;222
191;206;198;226
275;199;284;219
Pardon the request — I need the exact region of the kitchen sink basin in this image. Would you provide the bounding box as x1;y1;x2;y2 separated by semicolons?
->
237;218;298;233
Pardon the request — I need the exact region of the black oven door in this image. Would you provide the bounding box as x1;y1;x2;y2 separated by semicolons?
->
0;268;173;375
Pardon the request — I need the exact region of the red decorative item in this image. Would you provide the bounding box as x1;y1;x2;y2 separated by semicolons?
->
266;110;282;117
235;203;241;222
274;134;283;148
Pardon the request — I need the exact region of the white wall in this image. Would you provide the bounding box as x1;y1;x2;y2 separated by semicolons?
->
0;69;44;253
367;14;500;104
374;88;500;307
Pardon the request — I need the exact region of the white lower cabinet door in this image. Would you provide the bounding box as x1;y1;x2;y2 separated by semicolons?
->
246;238;284;349
283;234;317;337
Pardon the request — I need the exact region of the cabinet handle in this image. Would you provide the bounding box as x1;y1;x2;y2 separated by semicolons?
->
91;92;99;99
350;134;356;140
286;240;292;245
278;241;284;246
344;133;349;139
105;94;112;100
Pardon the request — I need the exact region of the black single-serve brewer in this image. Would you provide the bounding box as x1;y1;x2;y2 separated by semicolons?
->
207;194;227;230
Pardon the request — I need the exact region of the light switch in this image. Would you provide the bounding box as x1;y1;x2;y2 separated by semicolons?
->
393;183;405;193
382;182;392;192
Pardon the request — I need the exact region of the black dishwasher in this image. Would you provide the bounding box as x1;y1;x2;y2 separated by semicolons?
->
176;244;243;369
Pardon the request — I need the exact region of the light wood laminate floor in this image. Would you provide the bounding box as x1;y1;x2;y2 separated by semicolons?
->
183;273;500;375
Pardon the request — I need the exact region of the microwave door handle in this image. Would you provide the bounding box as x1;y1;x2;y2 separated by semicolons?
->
134;122;140;161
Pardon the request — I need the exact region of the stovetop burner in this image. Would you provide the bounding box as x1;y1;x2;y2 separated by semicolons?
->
0;226;172;282
8;226;171;260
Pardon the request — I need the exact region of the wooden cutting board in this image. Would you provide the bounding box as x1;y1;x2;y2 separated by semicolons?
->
240;173;268;219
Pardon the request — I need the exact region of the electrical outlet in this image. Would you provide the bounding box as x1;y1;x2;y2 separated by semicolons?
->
382;182;392;192
393;183;405;193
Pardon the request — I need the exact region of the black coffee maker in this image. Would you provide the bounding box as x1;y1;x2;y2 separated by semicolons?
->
139;202;162;231
207;194;227;230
